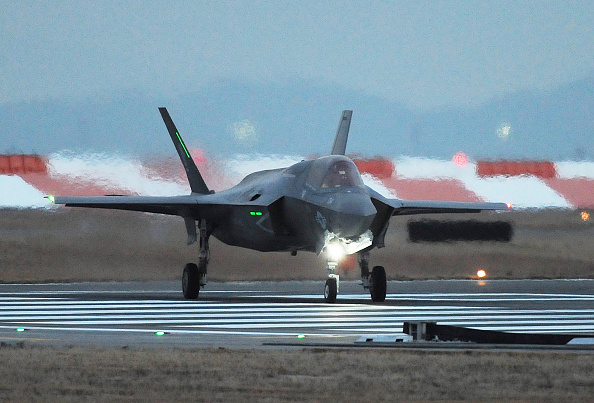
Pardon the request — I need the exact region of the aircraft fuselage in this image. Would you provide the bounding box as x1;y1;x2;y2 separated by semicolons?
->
204;155;377;254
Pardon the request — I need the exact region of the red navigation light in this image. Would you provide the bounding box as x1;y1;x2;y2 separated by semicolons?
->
453;152;467;167
506;203;513;209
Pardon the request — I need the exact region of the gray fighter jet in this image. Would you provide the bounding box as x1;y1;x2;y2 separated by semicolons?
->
50;108;509;302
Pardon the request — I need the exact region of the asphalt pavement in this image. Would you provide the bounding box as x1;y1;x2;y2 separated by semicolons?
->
1;279;593;350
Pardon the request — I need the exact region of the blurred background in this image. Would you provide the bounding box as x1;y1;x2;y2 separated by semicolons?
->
0;2;592;282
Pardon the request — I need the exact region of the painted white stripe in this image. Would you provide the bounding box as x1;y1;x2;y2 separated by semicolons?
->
458;175;571;208
555;161;594;179
48;152;189;196
361;173;398;198
0;175;50;208
5;309;592;318
0;325;338;338
390;157;574;208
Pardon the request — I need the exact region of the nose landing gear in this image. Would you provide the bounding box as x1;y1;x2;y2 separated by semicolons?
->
322;252;387;303
324;260;339;303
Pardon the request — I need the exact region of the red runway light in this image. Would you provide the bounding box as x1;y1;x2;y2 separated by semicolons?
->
453;152;468;167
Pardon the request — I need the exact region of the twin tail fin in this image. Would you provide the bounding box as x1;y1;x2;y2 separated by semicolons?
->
159;107;210;195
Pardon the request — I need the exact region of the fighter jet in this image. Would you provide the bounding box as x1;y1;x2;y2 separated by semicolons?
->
50;108;509;302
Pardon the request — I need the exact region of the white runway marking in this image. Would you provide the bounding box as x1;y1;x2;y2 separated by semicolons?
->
1;289;594;337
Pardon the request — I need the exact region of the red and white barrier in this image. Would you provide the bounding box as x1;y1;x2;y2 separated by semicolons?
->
1;153;593;209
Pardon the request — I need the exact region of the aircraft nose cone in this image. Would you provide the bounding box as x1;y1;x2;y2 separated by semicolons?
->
326;193;376;238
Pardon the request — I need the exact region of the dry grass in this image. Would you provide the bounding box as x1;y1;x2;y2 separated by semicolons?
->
0;208;592;283
0;344;593;402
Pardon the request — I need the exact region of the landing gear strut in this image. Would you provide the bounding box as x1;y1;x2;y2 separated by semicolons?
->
358;251;387;302
182;219;210;299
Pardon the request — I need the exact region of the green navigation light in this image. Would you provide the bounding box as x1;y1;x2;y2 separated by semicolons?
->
175;132;191;158
48;195;55;203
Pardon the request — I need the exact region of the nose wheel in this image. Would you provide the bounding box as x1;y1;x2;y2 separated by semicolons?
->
323;259;339;303
324;277;337;302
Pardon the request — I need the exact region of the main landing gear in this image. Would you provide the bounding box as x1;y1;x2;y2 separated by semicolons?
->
182;219;210;299
358;251;387;302
323;251;387;303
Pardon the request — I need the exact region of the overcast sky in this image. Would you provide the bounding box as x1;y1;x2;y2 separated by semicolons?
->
2;1;593;112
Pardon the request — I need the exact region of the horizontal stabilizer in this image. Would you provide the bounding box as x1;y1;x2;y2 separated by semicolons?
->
159;107;210;195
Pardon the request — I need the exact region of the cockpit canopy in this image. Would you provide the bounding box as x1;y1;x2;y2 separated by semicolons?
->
305;156;364;191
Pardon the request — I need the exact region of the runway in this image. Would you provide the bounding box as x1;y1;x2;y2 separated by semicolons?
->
1;280;593;349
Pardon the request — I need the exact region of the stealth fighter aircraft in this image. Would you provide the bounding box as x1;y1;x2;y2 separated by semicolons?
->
51;108;509;302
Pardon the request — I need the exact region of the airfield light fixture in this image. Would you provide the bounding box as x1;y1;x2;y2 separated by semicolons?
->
477;270;487;279
581;211;590;222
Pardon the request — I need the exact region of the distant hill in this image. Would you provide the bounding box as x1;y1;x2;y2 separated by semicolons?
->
1;77;592;160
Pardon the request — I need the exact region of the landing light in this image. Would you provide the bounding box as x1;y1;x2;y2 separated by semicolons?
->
477;270;487;278
582;212;590;222
326;241;346;262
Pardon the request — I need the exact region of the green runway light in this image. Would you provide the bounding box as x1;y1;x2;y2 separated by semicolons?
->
250;211;263;216
155;331;166;336
175;132;191;158
16;328;25;332
297;334;306;339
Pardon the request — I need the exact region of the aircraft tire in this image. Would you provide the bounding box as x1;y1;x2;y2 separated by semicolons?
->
324;278;337;303
182;263;200;299
370;266;386;302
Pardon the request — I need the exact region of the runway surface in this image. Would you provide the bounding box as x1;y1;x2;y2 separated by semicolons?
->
1;279;593;349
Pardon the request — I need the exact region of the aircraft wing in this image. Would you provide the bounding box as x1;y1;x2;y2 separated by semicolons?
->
49;194;277;245
391;199;510;215
49;195;201;216
49;194;273;217
365;187;510;217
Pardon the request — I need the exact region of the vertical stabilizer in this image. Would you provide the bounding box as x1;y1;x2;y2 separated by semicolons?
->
331;110;353;155
159;107;210;194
